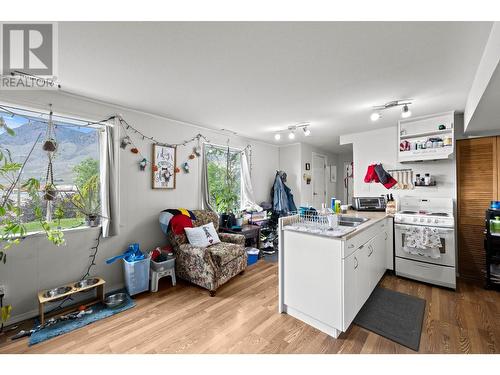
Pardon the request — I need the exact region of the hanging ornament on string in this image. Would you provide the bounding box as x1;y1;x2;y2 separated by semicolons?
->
193;136;202;157
42;104;57;153
189;153;195;160
139;158;147;171
182;161;190;173
152;164;158;172
120;136;131;149
130;147;139;154
174;167;181;174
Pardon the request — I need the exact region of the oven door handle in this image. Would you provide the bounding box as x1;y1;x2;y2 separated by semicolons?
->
394;223;455;232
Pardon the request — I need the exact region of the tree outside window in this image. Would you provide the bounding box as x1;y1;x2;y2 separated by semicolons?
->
205;144;241;214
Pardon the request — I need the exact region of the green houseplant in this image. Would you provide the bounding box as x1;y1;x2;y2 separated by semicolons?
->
0;123;65;263
66;174;101;227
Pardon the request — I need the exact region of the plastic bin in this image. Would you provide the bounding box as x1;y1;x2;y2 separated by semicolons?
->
246;247;260;266
151;253;175;272
123;255;151;295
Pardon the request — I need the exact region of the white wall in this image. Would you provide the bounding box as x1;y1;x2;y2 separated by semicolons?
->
0;92;279;323
465;22;500;131
277;142;339;209
340;125;457;202
299;143;338;208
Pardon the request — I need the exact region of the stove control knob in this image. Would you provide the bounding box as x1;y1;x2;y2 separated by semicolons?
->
420;218;424;222
434;219;439;224
427;218;432;223
413;217;417;222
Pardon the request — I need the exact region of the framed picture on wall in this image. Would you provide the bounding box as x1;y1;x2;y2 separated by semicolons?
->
330;165;337;183
152;144;176;189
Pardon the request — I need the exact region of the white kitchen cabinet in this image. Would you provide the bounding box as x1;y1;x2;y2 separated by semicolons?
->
280;214;391;338
342;250;359;330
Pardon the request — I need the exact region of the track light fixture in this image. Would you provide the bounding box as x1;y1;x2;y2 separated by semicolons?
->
273;122;311;141
370;99;413;121
370;112;381;122
401;104;411;118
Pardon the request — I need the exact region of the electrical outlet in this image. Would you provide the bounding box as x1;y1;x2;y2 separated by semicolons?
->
0;284;6;297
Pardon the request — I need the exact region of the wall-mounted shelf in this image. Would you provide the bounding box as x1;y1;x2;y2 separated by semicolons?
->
400;128;452;140
398;111;455;163
414;181;437;187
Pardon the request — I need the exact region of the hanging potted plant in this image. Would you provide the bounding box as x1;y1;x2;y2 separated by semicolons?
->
42;138;57;152
44;183;57;201
66;175;101;227
43;106;58;153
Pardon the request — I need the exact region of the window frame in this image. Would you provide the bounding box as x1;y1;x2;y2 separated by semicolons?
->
0;102;107;236
203;142;243;213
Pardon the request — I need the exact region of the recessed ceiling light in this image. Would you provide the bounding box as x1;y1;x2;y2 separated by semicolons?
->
274;133;281;141
303;127;311;136
370;112;381;121
288;131;295;140
401;104;412;118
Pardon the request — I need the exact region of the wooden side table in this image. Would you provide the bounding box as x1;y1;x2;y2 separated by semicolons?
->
220;224;261;249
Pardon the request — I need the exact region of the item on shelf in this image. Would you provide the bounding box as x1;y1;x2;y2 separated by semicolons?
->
438;124;446;130
139;158;147;171
443;137;452;146
424;173;431;185
490;216;500;236
491;201;500;210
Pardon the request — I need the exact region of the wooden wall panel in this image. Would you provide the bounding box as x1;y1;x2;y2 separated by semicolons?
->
457;137;498;281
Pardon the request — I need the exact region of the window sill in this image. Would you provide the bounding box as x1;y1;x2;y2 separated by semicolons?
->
3;224;101;241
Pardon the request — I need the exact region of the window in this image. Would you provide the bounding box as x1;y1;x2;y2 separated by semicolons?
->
204;144;241;213
0;106;102;233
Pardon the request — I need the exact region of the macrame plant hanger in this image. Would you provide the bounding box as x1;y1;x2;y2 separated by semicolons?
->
42;104;57;221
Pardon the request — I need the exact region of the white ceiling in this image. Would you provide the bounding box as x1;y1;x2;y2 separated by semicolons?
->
56;22;493;153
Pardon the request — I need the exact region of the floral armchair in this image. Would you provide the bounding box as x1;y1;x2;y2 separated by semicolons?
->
167;210;247;296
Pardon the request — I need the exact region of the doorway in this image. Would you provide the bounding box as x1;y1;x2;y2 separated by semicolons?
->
312;153;327;209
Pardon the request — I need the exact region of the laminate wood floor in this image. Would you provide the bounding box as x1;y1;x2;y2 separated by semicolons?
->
1;260;499;354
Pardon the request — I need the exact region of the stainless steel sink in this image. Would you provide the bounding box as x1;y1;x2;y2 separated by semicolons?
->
338;216;369;227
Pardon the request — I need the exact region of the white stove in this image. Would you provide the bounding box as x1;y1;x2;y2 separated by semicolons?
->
394;197;456;289
394;197;454;228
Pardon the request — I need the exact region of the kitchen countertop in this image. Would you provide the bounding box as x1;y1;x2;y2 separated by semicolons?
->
282;210;392;240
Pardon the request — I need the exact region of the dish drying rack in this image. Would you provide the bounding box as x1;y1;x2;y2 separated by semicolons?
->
280;211;355;238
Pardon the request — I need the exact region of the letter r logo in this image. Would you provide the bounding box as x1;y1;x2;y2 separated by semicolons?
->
2;23;54;76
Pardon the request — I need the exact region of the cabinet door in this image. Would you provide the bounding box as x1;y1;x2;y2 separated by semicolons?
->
373;230;388;282
357;244;372;308
342;250;359;331
457;137;498;280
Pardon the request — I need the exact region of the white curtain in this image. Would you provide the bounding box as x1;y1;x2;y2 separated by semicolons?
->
241;147;262;212
99;117;120;237
200;143;214;211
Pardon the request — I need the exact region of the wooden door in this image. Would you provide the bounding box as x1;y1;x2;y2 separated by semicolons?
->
457;137;498;280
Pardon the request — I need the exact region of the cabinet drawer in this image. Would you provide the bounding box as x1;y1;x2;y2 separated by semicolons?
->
343;219;387;258
395;257;456;289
